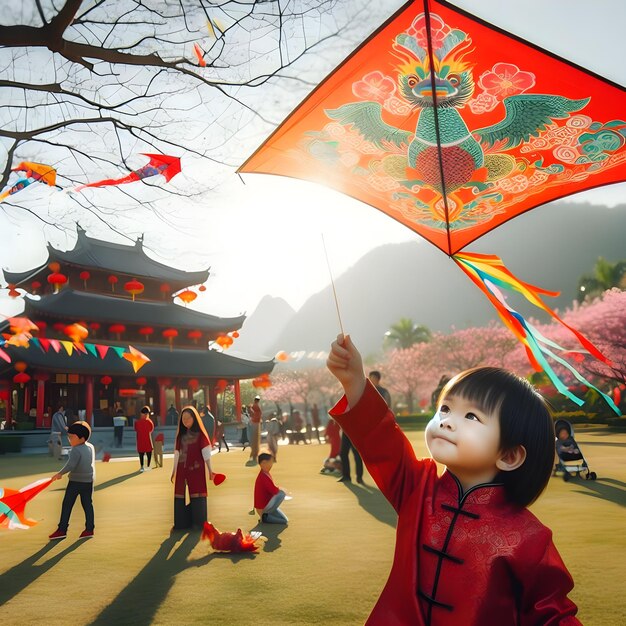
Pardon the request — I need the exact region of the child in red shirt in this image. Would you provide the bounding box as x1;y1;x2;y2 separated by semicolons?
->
254;452;288;524
134;405;154;472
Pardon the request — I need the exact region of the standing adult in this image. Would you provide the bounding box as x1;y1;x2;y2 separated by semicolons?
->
200;405;216;444
338;429;364;484
249;396;262;464
239;406;250;449
266;413;281;459
49;405;68;460
171;405;214;529
166;403;178;426
310;403;322;443
134;406;155;472
112;408;127;448
368;371;392;407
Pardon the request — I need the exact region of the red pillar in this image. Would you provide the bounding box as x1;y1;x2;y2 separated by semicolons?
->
85;375;94;426
174;384;182;413
5;386;13;427
234;380;242;422
24;382;31;415
36;379;45;428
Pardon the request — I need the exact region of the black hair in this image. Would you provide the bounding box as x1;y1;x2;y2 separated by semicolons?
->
140;405;151;415
68;421;91;441
440;367;554;508
175;405;210;448
258;452;274;464
369;370;381;380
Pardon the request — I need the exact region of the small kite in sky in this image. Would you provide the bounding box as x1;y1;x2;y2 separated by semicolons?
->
0;162;57;202
122;345;151;373
73;154;181;191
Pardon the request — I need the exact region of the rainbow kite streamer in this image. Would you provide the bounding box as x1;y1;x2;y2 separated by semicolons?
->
453;252;619;413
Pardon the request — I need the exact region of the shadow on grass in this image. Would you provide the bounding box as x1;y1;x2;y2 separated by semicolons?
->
88;532;204;625
343;482;397;528
249;521;287;552
0;540;86;605
94;472;138;492
569;477;626;508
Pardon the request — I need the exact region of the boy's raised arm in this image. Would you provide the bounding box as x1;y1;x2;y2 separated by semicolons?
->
326;334;367;407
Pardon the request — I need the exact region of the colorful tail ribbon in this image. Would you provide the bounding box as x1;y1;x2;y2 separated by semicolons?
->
453;251;620;415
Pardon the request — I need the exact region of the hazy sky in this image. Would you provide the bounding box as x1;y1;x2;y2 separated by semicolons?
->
1;0;624;320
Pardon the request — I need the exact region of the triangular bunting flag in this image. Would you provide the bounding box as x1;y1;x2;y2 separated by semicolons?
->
30;337;44;352
49;339;61;353
84;343;98;357
60;341;74;356
95;344;109;359
38;338;51;352
0;347;10;363
112;346;126;359
73;342;87;354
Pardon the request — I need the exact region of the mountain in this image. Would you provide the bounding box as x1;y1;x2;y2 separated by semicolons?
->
245;201;625;358
233;295;296;357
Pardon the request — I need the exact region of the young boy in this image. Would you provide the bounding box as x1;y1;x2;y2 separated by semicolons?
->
254;452;288;524
48;421;95;540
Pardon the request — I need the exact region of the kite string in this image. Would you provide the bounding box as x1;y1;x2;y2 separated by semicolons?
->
321;234;345;337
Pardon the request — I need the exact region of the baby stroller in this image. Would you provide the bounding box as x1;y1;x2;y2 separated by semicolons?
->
553;419;596;482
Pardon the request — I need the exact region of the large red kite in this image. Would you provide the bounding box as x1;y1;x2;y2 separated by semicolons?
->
0;478;52;530
238;0;625;411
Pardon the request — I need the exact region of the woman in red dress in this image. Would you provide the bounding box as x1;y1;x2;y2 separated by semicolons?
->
134;405;154;472
170;405;215;530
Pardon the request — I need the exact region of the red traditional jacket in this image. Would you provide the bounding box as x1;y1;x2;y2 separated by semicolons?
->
254;469;279;510
134;417;154;453
330;381;581;626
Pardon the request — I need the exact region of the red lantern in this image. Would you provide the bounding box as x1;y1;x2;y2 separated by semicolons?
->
89;322;101;331
47;272;67;294
34;320;47;336
136;376;147;388
159;283;171;299
188;378;200;391
79;270;90;288
124;278;144;301
7;283;20;298
101;375;112;389
198;285;207;292
275;351;289;362
13;372;31;387
14;361;28;373
107;275;118;292
215;379;228;393
31;280;42;294
48;261;60;273
109;323;126;340
215;335;233;349
252;373;272;389
139;326;154;339
162;328;178;351
232;331;240;339
187;329;203;344
53;322;66;332
177;289;197;306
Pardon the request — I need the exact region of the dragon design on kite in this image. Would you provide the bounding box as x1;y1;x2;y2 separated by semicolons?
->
303;13;625;232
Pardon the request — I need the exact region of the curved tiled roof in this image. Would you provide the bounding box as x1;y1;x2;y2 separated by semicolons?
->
3;226;210;285
22;289;245;332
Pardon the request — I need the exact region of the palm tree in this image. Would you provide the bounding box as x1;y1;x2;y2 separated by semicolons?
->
384;318;432;350
577;257;626;302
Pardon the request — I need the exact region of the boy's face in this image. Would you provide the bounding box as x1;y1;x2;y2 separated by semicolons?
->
260;458;274;472
558;429;569;440
426;394;503;486
68;433;86;447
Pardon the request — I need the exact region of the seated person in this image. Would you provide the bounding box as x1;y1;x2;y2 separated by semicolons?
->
254;452;288;524
556;427;581;461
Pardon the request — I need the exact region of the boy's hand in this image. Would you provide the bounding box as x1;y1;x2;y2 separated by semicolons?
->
327;334;366;408
50;473;62;482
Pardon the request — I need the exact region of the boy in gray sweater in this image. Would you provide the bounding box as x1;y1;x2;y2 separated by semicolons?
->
48;421;96;540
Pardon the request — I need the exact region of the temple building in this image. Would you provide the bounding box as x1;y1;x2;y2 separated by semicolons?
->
0;225;273;428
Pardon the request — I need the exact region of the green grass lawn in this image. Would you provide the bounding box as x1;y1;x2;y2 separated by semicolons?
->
1;429;625;625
